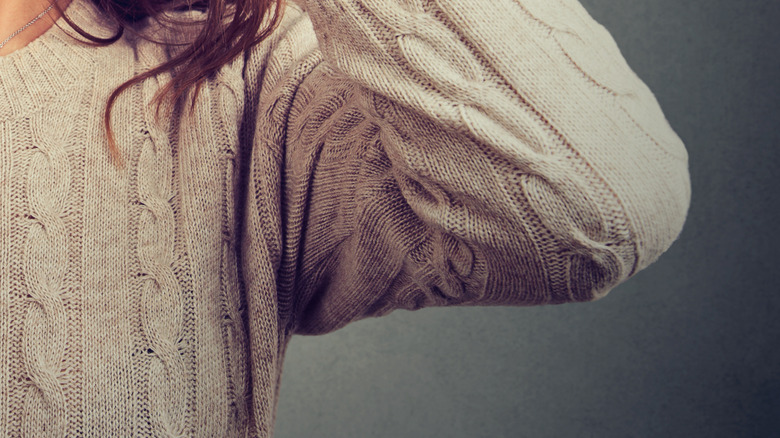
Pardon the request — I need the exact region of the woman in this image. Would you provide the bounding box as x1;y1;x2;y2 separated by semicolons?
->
0;0;691;436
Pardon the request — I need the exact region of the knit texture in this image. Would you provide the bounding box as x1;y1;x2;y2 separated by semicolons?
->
0;0;691;435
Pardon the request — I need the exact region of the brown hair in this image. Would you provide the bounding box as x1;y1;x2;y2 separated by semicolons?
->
58;0;286;167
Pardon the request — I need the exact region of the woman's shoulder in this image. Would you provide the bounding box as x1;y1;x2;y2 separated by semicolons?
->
128;1;313;68
120;1;323;129
127;8;209;68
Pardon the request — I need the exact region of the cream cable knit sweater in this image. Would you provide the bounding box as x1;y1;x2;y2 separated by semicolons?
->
0;0;690;435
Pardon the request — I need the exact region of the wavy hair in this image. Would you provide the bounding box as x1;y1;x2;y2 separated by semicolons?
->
56;0;286;167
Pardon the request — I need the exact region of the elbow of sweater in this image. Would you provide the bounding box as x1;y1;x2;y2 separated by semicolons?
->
629;153;692;279
578;137;692;302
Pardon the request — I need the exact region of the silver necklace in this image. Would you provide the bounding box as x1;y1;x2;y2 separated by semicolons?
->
0;3;56;51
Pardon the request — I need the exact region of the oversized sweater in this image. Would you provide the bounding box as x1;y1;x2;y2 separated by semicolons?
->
0;0;691;436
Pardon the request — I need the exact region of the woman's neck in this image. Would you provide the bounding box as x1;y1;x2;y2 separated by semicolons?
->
0;0;71;56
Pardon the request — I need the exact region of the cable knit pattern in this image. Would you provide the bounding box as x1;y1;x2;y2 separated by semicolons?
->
132;73;190;437
0;0;690;435
20;101;72;438
213;74;251;434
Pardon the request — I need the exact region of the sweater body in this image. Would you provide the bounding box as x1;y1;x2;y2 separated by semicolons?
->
0;3;267;435
0;0;691;436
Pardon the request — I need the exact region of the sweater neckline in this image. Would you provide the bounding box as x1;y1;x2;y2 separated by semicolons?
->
0;0;118;120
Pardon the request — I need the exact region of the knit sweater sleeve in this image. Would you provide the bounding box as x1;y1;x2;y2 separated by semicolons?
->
240;0;691;335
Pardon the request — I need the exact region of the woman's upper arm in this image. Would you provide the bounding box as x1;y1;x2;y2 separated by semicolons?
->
240;0;691;335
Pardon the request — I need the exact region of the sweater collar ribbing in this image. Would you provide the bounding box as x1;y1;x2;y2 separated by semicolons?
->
0;0;119;120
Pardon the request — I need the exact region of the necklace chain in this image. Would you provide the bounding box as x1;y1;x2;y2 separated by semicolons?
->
0;3;56;51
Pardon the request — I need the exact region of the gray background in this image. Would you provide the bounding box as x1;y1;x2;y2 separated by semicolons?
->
275;0;780;437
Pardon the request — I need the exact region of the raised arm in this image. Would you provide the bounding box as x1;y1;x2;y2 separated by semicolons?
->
241;0;691;335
